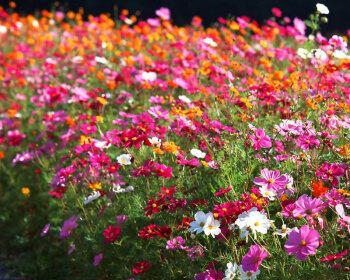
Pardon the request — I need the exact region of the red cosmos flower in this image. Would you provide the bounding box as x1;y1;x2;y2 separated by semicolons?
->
320;249;349;262
138;224;171;239
7;130;26;146
132;261;151;275
48;186;67;199
158;185;176;198
144;198;163;217
103;225;121;243
214;185;232;197
138;224;161;239
177;217;194;230
120;128;149;149
189;199;208;207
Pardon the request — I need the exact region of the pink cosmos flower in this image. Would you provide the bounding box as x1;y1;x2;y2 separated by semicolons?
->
295;134;320;150
60;215;79;239
241;244;269;272
271;7;282;17
253;168;288;192
93;253;103;266
80;123;97;135
40;223;51;237
284;225;320;260
292;194;325;219
250;129;272;150
155;7;170;20
293;18;306;35
166;236;186;250
7;130;26;146
194;267;223;280
316;162;346;187
148;106;169;120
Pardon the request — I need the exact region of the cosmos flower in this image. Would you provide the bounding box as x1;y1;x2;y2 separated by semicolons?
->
235;207;272;238
60;215;79;239
203;215;221;237
253;168;288;192
316;3;329;14
93;253;103;266
155;7;170;20
189;211;213;234
103;225;122;243
132;261;152;275
223;262;238;280
166;236;186;250
250;129;272;150
292;194;325;219
284;225;320;260
117;154;132;165
190;148;206;159
274;224;295;238
241;244;269;272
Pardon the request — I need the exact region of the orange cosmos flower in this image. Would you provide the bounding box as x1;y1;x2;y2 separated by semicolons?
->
311;180;329;197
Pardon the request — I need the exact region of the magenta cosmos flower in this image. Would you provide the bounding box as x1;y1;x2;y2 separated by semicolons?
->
250;129;272;150
60;215;79;239
292;194;325;219
253;168;288;191
241;244;269;272
315;162;346;187
284;225;320;260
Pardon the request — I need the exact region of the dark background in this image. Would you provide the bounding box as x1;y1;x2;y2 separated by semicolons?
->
4;0;350;31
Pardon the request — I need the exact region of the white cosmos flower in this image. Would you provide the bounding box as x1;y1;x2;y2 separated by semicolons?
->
0;25;7;34
223;262;238;280
148;136;161;147
94;140;111;149
203;215;221;237
190;148;206;159
333;50;350;59
178;95;192;103
297;48;310;59
313;48;328;62
189;211;212;234
95;56;111;67
112;184;134;193
235;207;272;238
316;3;329;14
72;56;83;64
117;154;132;165
141;71;157;82
203;37;217;47
285;174;295;194
274;224;296;238
83;191;101;205
259;185;277;201
239;266;260;280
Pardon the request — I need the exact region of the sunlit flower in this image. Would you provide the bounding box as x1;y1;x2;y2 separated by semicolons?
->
235;207;272;238
284;225;320;260
316;3;329;14
189;211;212;234
117;154;132;165
190;148;206;159
223;262;238;280
203;215;221;237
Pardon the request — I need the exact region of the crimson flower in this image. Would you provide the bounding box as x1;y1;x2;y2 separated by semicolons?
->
103;225;121;243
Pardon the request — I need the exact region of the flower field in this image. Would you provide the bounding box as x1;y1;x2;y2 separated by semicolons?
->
0;3;349;279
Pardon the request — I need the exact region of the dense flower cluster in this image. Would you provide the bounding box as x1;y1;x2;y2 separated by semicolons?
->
0;2;349;279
